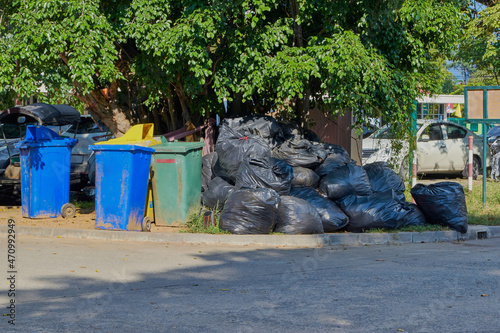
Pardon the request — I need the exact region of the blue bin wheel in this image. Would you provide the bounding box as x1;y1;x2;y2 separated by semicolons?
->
142;216;152;232
61;203;76;218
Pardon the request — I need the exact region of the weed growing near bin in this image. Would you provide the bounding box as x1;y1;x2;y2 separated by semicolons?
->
70;200;94;213
183;206;229;234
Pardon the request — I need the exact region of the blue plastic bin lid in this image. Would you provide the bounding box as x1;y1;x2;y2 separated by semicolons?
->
90;144;155;154
15;125;77;148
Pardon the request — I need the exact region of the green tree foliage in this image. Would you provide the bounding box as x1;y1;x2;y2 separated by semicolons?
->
0;0;467;136
458;3;500;85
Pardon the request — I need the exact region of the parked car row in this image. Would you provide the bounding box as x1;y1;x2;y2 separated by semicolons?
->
362;120;491;180
0;104;111;200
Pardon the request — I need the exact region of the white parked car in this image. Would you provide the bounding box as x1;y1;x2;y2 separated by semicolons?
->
362;120;490;179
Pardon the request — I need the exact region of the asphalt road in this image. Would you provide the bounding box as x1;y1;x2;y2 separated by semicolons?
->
1;235;499;333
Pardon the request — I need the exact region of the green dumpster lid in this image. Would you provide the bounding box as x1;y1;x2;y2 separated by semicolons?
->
153;139;205;153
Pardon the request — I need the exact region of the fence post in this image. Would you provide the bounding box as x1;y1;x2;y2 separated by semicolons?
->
468;136;473;191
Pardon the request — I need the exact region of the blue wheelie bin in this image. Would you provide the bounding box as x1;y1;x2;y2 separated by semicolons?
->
16;125;77;218
90;144;154;231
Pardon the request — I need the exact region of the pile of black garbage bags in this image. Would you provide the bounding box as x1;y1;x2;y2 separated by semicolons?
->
201;116;468;235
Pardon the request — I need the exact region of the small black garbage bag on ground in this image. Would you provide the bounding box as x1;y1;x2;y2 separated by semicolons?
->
272;139;327;168
215;125;271;183
337;190;425;232
222;115;285;147
410;182;468;233
290;187;349;232
363;162;406;202
220;188;281;234
235;156;294;195
291;167;320;188
274;196;324;234
318;163;373;200
201;152;218;192
400;202;427;227
201;177;235;209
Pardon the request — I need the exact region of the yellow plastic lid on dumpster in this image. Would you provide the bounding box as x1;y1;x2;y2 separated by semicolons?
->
97;123;161;147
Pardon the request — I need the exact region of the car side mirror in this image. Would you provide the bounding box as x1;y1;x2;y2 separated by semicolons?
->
420;134;430;142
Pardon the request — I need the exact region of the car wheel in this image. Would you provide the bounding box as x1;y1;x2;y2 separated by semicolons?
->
472;156;480;180
463;156;480;180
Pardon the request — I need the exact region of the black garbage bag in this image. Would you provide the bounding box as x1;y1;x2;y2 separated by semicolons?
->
290;187;349;232
363;162;406;202
274;196;324;234
303;129;321;142
337;190;425;232
201;152;218;192
314;155;353;178
400;202;427;227
323;143;350;158
272;139;328;168
410;182;468;233
235;156;294;195
201;177;235;209
220;188;281;234
291;167;320;188
278;122;303;141
318;163;373;200
215;125;272;183
222;115;285;147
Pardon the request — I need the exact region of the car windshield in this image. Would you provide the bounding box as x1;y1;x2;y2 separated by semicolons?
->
369;124;423;140
66;118;109;134
0;122;38;139
370;126;398;139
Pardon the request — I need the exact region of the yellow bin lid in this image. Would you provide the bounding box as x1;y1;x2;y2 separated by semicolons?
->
97;123;161;147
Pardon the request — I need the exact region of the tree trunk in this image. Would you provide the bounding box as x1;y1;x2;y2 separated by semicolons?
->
289;0;304;48
59;52;132;136
174;78;192;125
289;0;308;125
167;92;178;132
151;107;162;135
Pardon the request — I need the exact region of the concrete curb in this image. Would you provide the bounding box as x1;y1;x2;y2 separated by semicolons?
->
1;224;499;247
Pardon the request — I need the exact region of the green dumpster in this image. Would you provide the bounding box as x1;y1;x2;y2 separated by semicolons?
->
151;138;205;225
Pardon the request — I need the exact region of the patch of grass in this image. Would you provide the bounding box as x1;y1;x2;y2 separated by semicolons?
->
70;200;94;213
182;205;229;234
366;224;449;233
464;179;500;226
71;201;94;210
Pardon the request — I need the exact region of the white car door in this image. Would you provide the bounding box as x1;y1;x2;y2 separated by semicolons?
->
417;123;448;172
441;124;468;172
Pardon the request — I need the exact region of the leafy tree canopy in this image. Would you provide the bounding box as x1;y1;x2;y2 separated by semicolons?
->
457;2;500;86
0;0;468;136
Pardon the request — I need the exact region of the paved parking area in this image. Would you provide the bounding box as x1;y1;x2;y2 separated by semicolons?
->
2;235;499;332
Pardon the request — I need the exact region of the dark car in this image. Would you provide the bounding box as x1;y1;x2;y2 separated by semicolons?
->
486;125;500;155
0;103;81;199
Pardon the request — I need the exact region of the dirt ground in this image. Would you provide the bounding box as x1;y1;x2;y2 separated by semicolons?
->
0;202;187;233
